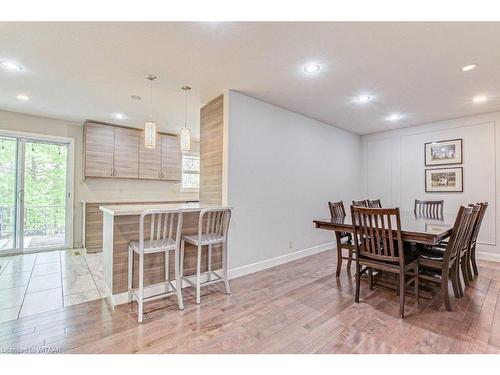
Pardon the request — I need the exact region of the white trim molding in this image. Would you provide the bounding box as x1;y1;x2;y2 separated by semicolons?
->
228;241;335;280
477;252;500;263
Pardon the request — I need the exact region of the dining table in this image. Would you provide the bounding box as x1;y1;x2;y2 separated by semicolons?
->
314;210;455;246
313;210;456;297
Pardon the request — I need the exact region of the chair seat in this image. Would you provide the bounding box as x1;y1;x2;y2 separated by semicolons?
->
129;238;176;253
184;233;225;246
418;248;445;261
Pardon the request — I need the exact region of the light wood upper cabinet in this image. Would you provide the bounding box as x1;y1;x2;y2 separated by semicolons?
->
84;122;181;181
113;127;139;178
84;122;114;177
161;134;181;181
139;132;162;179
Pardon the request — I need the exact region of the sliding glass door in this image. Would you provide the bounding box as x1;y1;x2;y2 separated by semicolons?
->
0;132;72;254
21;140;68;250
0;137;18;252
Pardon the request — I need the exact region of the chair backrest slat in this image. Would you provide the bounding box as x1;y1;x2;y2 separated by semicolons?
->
379;214;387;256
387;213;395;258
414;199;444;219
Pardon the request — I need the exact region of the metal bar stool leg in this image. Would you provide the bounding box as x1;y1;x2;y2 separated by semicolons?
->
207;244;212;282
174;246;184;310
165;250;170;294
196;244;202;304
128;245;133;303
223;241;231;294
180;239;185;277
138;252;144;323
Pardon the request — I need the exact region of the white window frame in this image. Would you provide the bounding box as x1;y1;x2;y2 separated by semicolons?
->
180;152;200;193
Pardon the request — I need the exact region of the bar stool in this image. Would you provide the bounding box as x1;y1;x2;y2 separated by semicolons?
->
128;209;184;323
180;208;231;304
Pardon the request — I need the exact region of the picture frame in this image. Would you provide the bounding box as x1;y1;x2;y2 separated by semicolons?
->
425;167;463;193
424;138;463;166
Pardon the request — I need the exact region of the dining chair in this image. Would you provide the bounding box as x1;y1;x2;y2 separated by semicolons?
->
457;204;481;293
180;208;231;304
128;209;184;323
468;202;488;277
328;201;355;277
351;206;419;318
418;206;473;311
414;199;444;219
366;199;382;208
433;204;481;298
352;200;368;207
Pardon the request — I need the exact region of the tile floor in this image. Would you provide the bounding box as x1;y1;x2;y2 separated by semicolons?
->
0;249;104;323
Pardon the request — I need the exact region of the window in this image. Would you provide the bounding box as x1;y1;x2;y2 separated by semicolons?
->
181;153;200;191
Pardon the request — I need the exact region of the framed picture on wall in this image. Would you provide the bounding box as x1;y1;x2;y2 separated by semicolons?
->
424;138;463;166
425;167;463;192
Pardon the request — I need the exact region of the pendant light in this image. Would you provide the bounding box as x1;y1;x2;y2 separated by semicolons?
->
144;74;158;148
180;85;192;152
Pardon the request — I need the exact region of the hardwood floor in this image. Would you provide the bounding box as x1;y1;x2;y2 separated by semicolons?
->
0;249;499;354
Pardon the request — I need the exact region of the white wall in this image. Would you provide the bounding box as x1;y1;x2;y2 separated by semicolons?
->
361;111;500;261
226;91;362;273
0;110;198;248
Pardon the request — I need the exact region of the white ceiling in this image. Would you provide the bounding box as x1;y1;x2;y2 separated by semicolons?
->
1;22;500;135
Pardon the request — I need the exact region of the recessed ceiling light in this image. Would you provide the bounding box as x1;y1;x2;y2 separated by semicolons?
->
0;61;23;71
16;94;29;101
304;63;321;74
113;113;126;120
386;113;403;122
131;95;142;101
473;95;487;103
461;64;477;72
354;94;373;104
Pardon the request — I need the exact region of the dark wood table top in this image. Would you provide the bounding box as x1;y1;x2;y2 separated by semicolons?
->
314;210;455;245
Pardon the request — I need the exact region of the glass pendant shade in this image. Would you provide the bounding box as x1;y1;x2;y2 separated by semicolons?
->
144;121;157;148
180;127;191;151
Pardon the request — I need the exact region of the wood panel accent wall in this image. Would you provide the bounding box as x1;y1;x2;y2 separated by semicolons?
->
83;121;181;181
199;95;224;205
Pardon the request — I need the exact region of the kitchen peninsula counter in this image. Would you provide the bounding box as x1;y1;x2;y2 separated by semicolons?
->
99;203;230;305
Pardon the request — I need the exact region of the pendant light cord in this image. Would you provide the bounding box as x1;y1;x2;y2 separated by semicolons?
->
149;78;153;120
184;89;187;129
